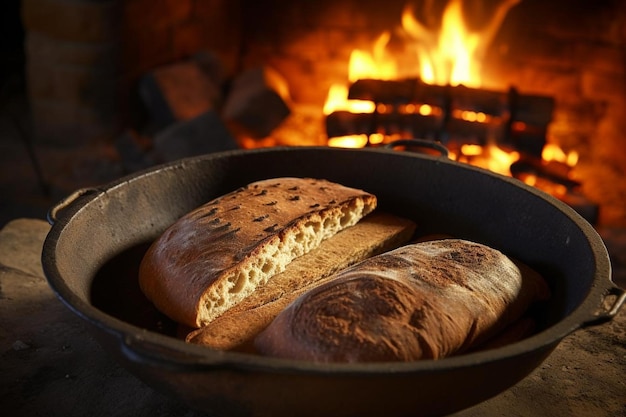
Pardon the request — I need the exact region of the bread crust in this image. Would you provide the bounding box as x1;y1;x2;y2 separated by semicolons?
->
185;211;416;350
254;239;550;362
138;177;377;327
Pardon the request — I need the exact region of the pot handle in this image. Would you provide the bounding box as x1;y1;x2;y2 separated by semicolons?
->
581;284;626;327
119;333;228;371
385;138;450;158
47;187;100;225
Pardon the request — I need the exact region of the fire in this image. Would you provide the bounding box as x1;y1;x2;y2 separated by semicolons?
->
323;39;388;146
327;134;369;148
542;143;579;167
518;143;579;197
402;0;521;88
324;0;520;148
453;110;489;123
323;32;395;116
323;84;375;114
321;0;579;199
402;0;481;87
349;32;397;82
453;143;520;177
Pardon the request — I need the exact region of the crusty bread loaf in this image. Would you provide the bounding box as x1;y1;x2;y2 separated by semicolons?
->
254;239;550;362
138;177;377;328
185;211;416;350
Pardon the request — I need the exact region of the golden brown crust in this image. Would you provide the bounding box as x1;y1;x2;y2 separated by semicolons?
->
254;239;550;362
138;177;377;327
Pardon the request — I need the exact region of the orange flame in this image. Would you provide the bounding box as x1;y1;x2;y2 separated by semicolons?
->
542;143;579;167
325;0;520;149
323;84;375;114
401;0;521;87
455;143;520;176
402;0;480;86
320;0;580;203
349;32;397;82
327;134;369;148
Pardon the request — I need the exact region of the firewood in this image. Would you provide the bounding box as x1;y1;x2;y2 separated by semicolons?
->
139;59;223;128
151;111;238;163
325;111;443;139
347;78;554;127
222;66;291;138
509;157;581;189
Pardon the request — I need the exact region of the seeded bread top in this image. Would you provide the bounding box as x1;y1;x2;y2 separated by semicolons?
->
139;177;377;327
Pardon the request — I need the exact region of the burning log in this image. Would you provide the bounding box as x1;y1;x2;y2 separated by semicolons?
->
325;111;376;138
325;110;443;140
329;78;554;158
510;157;581;190
348;79;448;108
509;156;598;224
348;79;554;119
349;79;508;116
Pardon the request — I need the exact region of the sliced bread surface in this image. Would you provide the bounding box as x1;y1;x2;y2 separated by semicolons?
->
139;177;377;327
186;211;416;350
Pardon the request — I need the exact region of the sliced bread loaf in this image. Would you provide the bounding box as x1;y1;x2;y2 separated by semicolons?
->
139;177;377;327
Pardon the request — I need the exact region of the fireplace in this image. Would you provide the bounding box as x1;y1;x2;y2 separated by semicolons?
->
20;0;626;227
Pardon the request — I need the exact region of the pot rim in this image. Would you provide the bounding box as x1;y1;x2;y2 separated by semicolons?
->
42;146;618;374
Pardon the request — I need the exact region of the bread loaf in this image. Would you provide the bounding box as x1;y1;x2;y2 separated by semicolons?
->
254;239;550;362
138;177;377;328
186;211;416;350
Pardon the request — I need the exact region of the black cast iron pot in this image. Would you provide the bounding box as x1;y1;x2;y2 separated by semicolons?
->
42;145;624;417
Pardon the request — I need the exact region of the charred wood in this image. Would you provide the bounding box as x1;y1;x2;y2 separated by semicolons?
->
348;78;554;121
325;111;442;140
510;157;581;190
330;78;554;158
